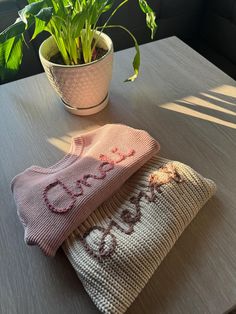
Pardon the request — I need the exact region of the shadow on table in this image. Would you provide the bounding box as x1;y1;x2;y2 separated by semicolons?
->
158;84;236;130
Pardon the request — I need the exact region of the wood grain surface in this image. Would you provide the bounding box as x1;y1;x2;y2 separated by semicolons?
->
0;37;236;314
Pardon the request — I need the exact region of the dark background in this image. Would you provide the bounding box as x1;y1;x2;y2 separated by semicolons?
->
1;0;236;84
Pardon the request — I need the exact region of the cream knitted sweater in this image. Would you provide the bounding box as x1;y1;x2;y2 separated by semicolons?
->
64;156;216;314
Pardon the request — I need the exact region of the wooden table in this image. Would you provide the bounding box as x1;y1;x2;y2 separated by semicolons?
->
0;37;236;314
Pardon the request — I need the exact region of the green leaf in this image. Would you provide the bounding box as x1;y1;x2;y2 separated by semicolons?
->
44;0;57;12
0;18;26;43
0;36;23;81
18;0;45;25
94;0;114;16
27;0;41;4
126;41;140;82
101;0;115;13
100;25;140;82
55;0;68;17
31;7;53;39
60;0;72;7
138;0;157;39
71;11;87;38
36;7;53;22
89;3;99;26
146;11;157;39
31;18;45;40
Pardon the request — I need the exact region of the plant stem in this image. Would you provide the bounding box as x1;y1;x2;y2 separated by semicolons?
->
99;24;140;81
92;0;129;55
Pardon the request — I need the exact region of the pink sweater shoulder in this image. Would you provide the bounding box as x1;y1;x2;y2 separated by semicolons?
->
11;124;160;256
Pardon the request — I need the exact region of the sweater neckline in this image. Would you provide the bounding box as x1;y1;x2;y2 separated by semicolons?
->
29;136;84;174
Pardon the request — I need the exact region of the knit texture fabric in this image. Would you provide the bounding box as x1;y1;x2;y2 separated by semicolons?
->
63;156;216;314
11;124;159;256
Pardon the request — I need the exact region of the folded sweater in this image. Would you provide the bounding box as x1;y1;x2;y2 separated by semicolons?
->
64;156;216;314
11;124;160;256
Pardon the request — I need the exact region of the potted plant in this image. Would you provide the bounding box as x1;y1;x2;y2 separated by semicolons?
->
0;0;157;115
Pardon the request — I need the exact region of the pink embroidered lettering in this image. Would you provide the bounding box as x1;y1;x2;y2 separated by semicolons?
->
80;163;184;262
43;180;76;213
43;148;134;213
99;147;135;164
81;226;117;260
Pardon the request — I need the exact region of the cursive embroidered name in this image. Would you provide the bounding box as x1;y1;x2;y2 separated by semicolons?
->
43;147;135;213
79;163;184;262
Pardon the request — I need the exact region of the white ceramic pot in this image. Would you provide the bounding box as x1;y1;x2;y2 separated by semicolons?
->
39;32;113;116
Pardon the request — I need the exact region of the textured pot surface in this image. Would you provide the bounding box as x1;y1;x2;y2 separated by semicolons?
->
39;32;113;115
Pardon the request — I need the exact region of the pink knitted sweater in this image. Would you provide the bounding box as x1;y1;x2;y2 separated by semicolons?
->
11;124;160;256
